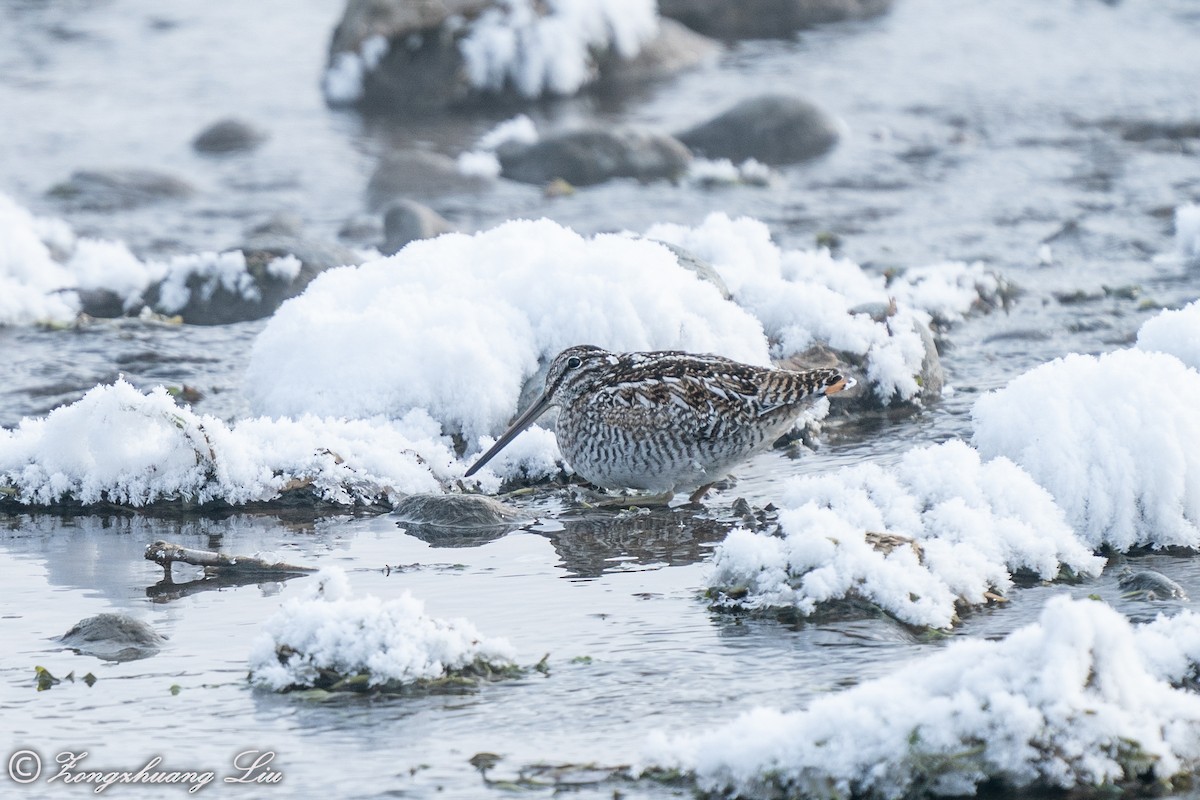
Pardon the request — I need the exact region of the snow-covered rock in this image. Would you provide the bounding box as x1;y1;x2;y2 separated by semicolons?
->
648;213;1003;405
323;0;688;109
0;192;350;325
648;596;1200;799
972;348;1200;551
707;440;1103;628
249;567;517;691
1137;300;1200;371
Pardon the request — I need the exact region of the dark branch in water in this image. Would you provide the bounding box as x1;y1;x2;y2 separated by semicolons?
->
144;540;316;576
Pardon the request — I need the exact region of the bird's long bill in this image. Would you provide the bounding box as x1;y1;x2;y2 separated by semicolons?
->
463;392;554;478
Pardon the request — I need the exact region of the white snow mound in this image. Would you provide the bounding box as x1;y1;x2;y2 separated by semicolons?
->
245;218;771;446
249;567;517;691
648;596;1200;799
972;348;1200;551
708;440;1104;628
1137;300;1200;371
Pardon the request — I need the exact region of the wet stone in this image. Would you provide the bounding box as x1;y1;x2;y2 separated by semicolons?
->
192;117;268;154
1118;570;1188;601
382;199;453;255
659;0;894;39
498;129;692;187
367;150;491;209
676;94;840;166
47;168;195;211
59;613;166;662
395;493;527;530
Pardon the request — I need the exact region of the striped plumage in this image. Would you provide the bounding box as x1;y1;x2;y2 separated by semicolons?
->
465;345;851;496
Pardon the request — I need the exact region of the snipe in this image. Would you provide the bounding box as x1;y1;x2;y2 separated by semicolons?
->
465;345;852;500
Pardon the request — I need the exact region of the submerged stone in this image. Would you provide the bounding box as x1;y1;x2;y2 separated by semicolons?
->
395;493;526;529
1118;569;1188;601
59;613;166;662
47;168;194;211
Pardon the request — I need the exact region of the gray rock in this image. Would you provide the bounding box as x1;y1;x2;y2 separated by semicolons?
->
367;150;490;209
339;213;384;244
357;28;474;113
395;492;526;528
382;199;453;254
76;288;133;319
499;129;692;187
659;0;893;39
59;613;165;662
192;117;268;154
1119;569;1188;601
677;94;840;165
47;168;194;211
395;493;527;547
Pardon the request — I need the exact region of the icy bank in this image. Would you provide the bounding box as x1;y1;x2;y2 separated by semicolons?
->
249;568;517;692
707;440;1103;629
1137;299;1200;370
972;348;1200;551
648;596;1200;799
0;379;453;507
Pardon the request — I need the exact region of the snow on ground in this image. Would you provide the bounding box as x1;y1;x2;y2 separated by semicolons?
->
972;348;1200;551
0;379;454;507
647;596;1200;799
249;567;517;691
0;192;305;324
1137;300;1200;370
707;440;1103;629
460;0;659;97
647;213;1002;403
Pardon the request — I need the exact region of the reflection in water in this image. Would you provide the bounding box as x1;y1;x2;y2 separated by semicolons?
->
541;505;730;579
396;498;732;578
0;510;329;605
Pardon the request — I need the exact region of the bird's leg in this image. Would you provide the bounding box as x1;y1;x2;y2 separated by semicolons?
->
687;482;717;504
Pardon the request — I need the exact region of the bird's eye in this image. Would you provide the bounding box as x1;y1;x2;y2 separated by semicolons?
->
565;356;582;369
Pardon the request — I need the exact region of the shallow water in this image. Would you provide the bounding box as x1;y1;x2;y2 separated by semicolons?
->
4;0;1200;797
